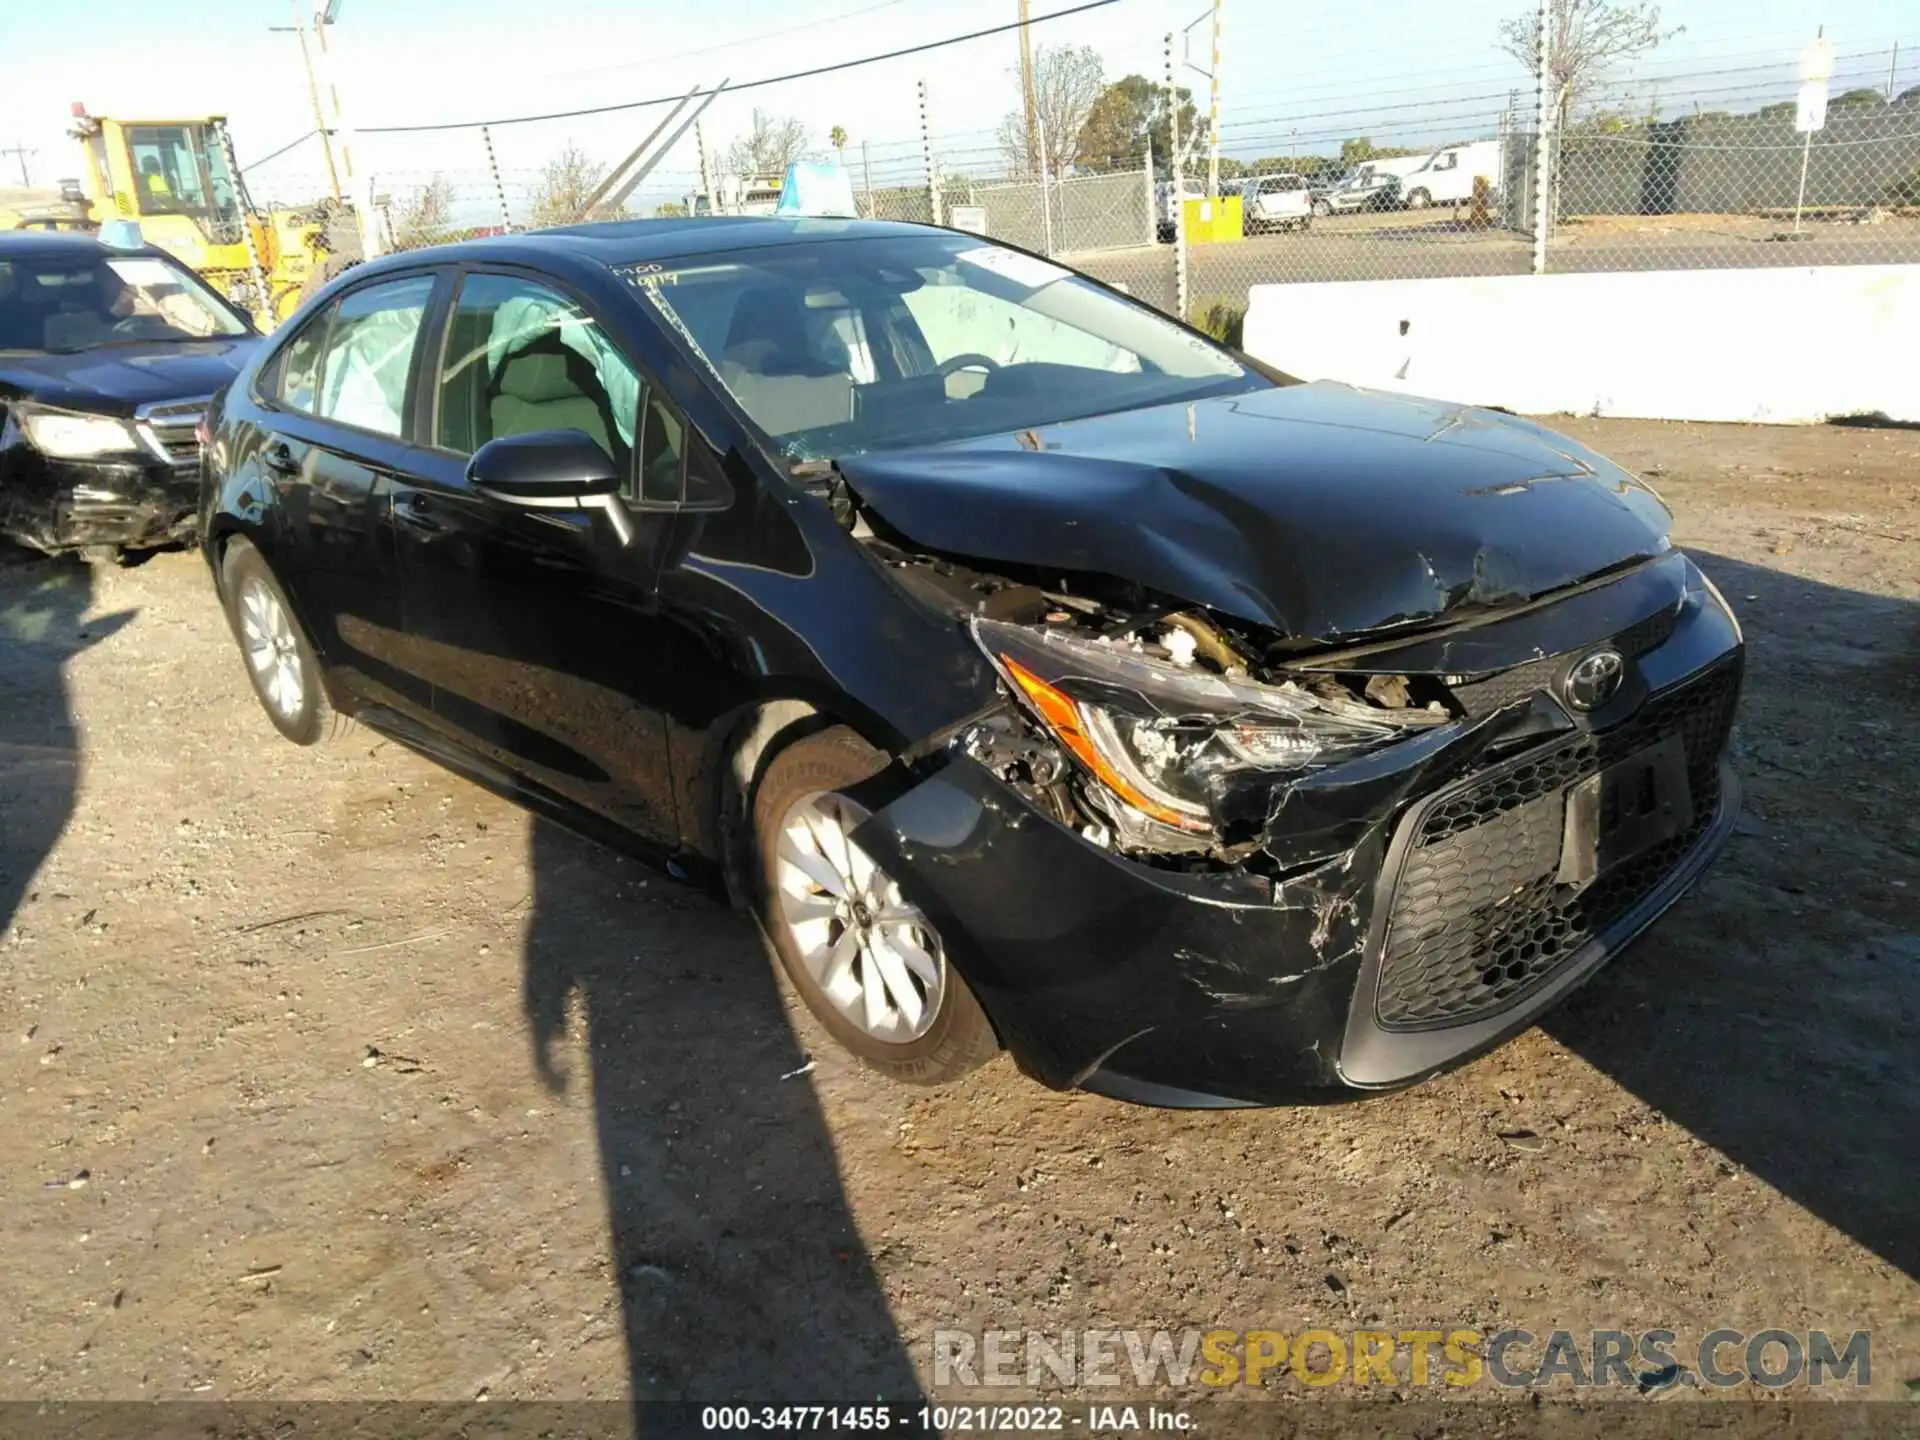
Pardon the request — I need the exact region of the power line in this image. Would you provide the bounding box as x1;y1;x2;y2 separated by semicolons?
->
360;0;1126;134
238;129;320;173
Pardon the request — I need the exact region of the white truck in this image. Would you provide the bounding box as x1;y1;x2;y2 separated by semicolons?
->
1398;140;1502;210
1238;173;1314;234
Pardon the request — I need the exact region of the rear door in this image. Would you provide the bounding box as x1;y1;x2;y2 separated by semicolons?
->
387;266;689;844
253;271;442;717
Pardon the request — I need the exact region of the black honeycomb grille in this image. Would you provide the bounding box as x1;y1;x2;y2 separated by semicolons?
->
1374;658;1740;1030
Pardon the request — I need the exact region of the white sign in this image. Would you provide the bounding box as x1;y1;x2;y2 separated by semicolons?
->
1794;80;1829;133
947;204;988;235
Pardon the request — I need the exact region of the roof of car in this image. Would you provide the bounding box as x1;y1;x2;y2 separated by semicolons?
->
348;215;948;281
0;230;167;260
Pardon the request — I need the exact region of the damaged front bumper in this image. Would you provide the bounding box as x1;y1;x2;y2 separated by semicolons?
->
0;450;200;554
853;556;1744;1107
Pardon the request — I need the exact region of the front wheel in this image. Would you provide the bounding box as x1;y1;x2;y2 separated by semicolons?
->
752;727;997;1086
1312;199;1332;218
1406;187;1432;209
220;537;347;746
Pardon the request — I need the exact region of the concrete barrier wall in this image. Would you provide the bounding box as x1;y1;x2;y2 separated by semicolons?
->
1242;265;1920;424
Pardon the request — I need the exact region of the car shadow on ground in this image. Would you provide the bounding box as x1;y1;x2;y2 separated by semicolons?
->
0;550;132;946
517;814;924;1406
1544;550;1920;1280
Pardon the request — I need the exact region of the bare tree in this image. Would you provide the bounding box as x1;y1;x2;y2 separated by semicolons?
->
1498;0;1679;127
725;110;811;179
390;174;455;250
997;43;1105;178
531;143;611;227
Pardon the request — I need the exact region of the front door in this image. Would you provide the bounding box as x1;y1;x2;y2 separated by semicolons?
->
389;269;687;846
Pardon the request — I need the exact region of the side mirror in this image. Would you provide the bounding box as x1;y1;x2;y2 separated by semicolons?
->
467;429;635;546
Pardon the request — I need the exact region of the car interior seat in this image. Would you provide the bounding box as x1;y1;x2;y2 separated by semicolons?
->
486;333;625;465
716;284;853;436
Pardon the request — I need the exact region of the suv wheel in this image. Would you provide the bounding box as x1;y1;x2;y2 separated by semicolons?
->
1406;187;1432;209
752;727;997;1085
221;537;347;746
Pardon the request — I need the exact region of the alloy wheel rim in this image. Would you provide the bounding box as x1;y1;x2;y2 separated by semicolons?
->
238;578;305;721
774;791;945;1044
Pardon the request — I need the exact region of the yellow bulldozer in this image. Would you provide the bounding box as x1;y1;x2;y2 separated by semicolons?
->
0;108;360;328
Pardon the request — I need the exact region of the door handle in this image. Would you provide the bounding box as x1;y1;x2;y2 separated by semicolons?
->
261;440;299;476
392;491;442;533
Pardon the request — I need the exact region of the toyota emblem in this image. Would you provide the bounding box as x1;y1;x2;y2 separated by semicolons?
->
1563;648;1625;712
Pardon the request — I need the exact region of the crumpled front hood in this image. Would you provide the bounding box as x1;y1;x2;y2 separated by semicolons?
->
0;338;257;416
836;381;1673;640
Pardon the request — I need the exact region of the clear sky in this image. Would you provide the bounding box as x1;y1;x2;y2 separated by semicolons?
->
2;0;1913;218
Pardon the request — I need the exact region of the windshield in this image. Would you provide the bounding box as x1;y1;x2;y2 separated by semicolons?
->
0;252;250;352
622;232;1264;461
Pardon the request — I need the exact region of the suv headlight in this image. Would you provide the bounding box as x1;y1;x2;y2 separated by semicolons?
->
16;406;145;459
972;616;1448;837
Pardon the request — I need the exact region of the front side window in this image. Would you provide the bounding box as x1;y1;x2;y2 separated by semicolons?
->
623;233;1261;461
0;253;248;353
313;275;435;437
436;273;641;469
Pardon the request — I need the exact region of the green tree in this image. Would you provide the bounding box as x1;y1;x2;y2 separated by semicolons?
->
1830;87;1888;110
1075;74;1204;175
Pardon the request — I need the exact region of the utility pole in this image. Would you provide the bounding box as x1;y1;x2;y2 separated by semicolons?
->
1;145;33;186
1018;0;1039;181
288;7;342;201
860;138;874;219
1206;0;1222;201
1890;42;1901;102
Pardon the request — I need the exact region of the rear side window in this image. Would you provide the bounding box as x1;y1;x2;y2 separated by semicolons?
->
314;276;435;437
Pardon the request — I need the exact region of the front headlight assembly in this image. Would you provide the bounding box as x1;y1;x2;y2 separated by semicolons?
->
15;405;146;460
972;615;1449;848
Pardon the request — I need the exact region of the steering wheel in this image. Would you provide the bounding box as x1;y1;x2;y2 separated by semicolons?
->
935;352;1002;378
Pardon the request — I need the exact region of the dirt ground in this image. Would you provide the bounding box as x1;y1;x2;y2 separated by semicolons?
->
1;417;1916;1416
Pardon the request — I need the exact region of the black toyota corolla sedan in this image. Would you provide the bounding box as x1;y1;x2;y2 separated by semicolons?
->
1;231;257;557
199;217;1742;1107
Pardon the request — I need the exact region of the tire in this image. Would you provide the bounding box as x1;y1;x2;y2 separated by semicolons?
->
220;537;348;747
1312;199;1332;218
752;726;997;1086
1406;187;1432;209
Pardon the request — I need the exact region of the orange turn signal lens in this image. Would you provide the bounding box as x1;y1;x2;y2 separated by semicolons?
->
1000;656;1211;832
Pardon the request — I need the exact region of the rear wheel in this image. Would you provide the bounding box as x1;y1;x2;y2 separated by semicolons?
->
1406;187;1432;209
1312;198;1332;218
752;727;997;1086
220;538;347;746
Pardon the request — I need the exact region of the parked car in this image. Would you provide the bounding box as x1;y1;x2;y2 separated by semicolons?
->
201;217;1743;1107
1312;170;1404;215
1400;140;1503;210
1238;173;1314;234
1;230;257;557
